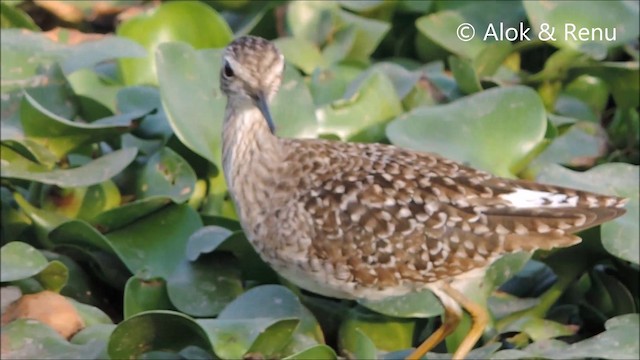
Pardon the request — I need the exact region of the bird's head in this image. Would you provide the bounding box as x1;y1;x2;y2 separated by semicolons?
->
220;36;285;133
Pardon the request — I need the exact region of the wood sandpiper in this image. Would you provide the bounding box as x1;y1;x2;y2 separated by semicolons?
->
219;35;627;359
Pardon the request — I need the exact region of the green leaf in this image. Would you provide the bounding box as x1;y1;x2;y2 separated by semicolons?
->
184;225;233;261
248;318;300;357
19;91;141;159
449;55;482;94
502;317;576;341
108;311;212;359
318;70;403;141
492;315;639;359
35;260;69;292
2;319;106;359
536;163;639;264
124;277;173;319
166;252;243;317
282;345;338;360
136;148;196;203
89;197;171;234
339;306;414;352
416;1;524;59
524;1;639;59
156;43;223;165
70;324;113;359
570;62;639;109
0;2;38;30
1;145;138;187
387;86;547;177
270;64;319;139
273;37;327;74
341;328;377;360
0;242;48;282
360;289;442;318
529;121;606;169
106;204;203;279
117;1;232;85
198;318;288;359
215;285;323;354
287;1;390;63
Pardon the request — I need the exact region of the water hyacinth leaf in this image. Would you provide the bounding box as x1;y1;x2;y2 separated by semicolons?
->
124;277;173;319
317;70;403;141
0;29;64;93
89;197;171;234
69;324;114;359
501;316;576;341
214;232;278;283
121;86;173;141
536;163;639;264
48;219;116;254
492;315;639;359
322;25;357;65
248;318;301;357
1;319;106;360
273;37;327;74
308;64;363;107
0;2;39;30
40;181;121;221
271;64;319;139
339;306;414;352
19;91;141;159
108;311;212;359
341;328;377;360
449;55;482;94
185;225;233;261
416;1;524;59
136;148;197;204
166;252;243;317
360;289;442;318
286;1;390;63
69;299;113;327
35;260;69;292
570;62;640;109
282;344;338;360
524;1;639;59
1;145;138;187
59;36;146;75
67;69;121;114
474;41;514;77
117;1;232;85
0;242;49;282
562;75;609;118
105;204;203;279
12;192;73;247
156;43;223;165
218;285;324;352
286;1;338;46
198;318;285;359
605;313;639;329
529;121;607;170
387;86;547;177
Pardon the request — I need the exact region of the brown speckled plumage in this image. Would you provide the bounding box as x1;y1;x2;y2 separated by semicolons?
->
219;36;627;359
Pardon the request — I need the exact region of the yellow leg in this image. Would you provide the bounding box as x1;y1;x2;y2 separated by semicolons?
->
441;283;490;360
405;284;490;360
405;288;462;360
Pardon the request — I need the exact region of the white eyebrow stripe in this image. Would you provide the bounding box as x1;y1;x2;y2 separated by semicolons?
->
499;188;579;208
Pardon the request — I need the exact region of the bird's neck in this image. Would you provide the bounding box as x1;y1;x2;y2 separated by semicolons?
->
222;99;284;218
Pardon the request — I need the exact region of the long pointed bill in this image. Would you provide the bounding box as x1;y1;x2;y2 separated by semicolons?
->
256;93;276;134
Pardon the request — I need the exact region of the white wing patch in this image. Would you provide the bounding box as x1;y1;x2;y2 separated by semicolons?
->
499;188;579;208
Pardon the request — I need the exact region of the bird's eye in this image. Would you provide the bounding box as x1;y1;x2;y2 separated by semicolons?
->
223;62;234;78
